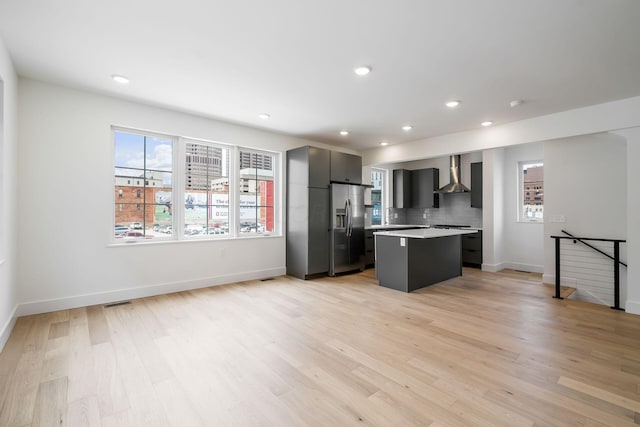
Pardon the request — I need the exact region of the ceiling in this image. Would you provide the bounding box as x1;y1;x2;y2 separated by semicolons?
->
1;0;639;150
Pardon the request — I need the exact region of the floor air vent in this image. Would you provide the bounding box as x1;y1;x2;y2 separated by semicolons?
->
103;301;132;308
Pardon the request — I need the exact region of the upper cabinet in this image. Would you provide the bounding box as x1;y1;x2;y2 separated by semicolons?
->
287;146;331;188
411;168;439;208
470;162;482;208
330;151;362;184
393;169;412;208
393;168;439;208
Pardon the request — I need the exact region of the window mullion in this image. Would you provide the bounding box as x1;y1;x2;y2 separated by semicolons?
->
230;145;239;237
174;137;185;240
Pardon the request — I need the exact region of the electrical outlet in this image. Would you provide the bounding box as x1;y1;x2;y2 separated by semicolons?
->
364;212;368;219
423;213;427;219
394;213;398;219
549;214;565;223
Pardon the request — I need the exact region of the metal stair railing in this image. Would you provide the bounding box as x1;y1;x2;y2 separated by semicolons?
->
550;230;626;311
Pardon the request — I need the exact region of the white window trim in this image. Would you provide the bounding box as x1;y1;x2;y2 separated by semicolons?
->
110;127;282;245
235;145;280;237
371;167;386;226
517;159;544;223
111;126;178;243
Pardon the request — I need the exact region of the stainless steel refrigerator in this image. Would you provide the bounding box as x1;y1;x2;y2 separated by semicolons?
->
330;183;365;276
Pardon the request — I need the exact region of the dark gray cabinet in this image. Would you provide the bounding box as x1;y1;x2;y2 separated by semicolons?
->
393;168;439;208
462;230;482;268
286;146;331;279
411;168;439;208
471;162;482;208
364;230;375;267
376;234;463;292
393;169;412;208
330;151;362;184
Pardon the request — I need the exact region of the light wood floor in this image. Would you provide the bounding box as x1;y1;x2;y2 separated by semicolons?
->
1;268;640;426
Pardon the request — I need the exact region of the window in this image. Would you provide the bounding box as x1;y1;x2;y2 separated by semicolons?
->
371;168;385;225
238;150;275;234
114;130;173;239
519;161;544;222
184;140;230;237
113;127;279;241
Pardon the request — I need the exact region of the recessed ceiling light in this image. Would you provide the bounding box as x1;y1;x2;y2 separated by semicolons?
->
401;125;413;131
481;121;493;127
510;100;523;108
258;113;271;120
446;100;461;108
354;66;372;76
111;74;129;84
339;130;349;136
380;141;389;146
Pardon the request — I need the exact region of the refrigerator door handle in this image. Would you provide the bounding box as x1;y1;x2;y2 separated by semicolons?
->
347;198;352;237
343;199;348;230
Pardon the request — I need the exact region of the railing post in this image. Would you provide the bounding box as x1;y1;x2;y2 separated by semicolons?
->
553;237;563;299
611;241;624;311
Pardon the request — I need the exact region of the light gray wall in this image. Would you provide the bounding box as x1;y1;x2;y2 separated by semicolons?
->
543;133;627;304
482;148;505;271
617;128;640;313
501;142;545;272
0;37;18;350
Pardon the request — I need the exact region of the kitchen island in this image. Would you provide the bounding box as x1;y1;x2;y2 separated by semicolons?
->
374;228;477;292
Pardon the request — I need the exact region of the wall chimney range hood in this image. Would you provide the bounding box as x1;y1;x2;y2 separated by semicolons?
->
437;155;470;193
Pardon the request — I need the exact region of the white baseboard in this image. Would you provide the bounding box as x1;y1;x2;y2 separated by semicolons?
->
501;262;544;274
16;267;286;317
625;300;640;316
481;263;504;272
481;262;543;274
542;274;554;285
0;305;17;352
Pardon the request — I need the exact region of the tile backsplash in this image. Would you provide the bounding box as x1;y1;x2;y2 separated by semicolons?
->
382;192;482;228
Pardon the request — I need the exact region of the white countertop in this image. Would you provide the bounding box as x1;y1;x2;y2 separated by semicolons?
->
373;228;478;239
366;224;431;230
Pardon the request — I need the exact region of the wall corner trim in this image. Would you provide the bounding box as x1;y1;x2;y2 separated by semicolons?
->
481;263;504;272
542;274;555;285
0;305;18;352
625;300;640;316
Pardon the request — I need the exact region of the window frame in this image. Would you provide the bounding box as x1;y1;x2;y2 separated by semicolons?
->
517;160;544;223
111;126;281;244
180;137;235;241
235;147;279;237
112;127;177;243
370;167;386;226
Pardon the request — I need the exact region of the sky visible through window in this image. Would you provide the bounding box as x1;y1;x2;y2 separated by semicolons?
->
114;131;172;186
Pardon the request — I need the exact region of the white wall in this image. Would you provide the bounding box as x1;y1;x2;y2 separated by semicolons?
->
616;128;640;313
543;133;627;304
501;142;545;272
16;78;335;316
0;37;18;350
482;148;504;271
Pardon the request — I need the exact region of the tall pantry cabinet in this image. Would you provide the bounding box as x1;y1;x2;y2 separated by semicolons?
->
286;146;331;279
